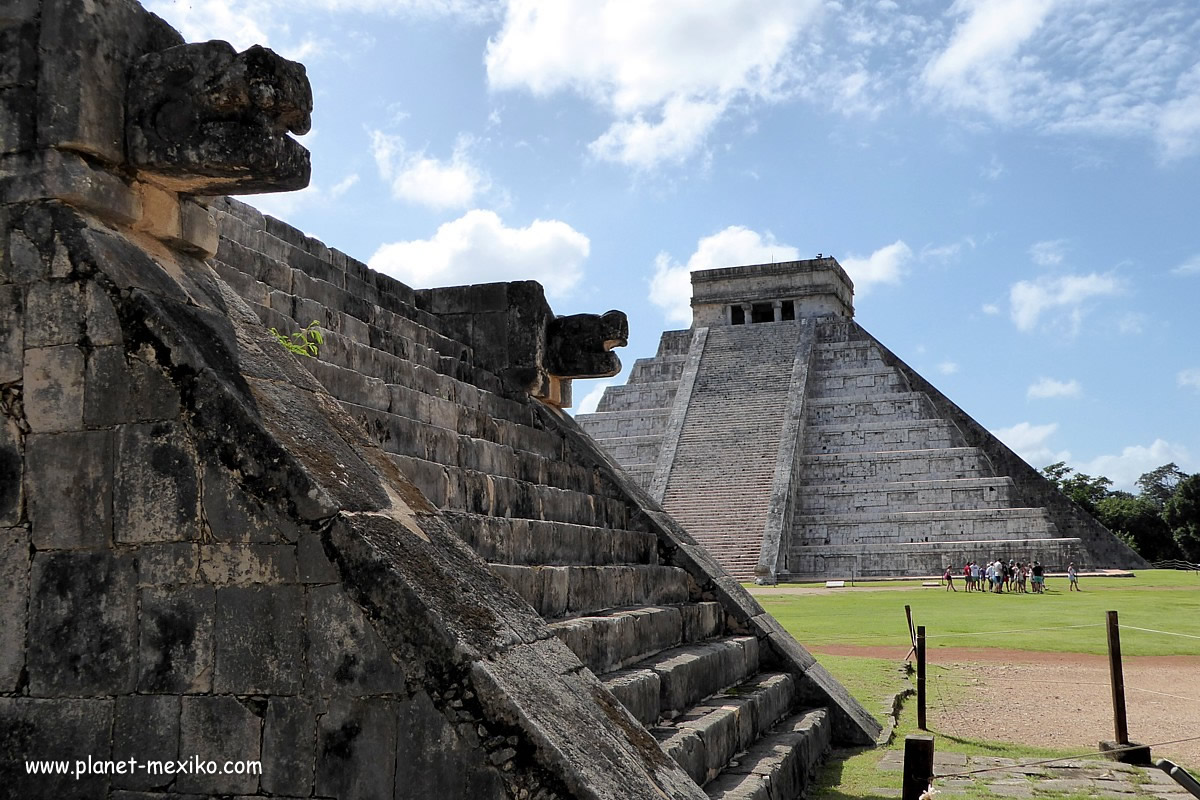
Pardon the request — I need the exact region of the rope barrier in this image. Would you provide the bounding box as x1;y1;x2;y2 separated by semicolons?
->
925;624;1104;639
1120;625;1200;641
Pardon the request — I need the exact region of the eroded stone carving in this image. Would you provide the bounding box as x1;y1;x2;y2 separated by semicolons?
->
126;41;312;194
545;309;629;379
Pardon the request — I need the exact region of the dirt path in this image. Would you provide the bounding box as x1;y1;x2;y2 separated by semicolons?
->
810;645;1200;767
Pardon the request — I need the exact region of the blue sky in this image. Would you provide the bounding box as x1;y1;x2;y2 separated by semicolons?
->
148;0;1200;490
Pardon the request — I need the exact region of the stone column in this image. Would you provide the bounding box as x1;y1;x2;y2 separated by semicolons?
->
773;300;783;322
741;303;753;324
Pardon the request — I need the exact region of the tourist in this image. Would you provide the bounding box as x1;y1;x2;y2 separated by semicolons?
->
1031;561;1044;593
1068;562;1080;591
964;562;972;592
944;565;957;591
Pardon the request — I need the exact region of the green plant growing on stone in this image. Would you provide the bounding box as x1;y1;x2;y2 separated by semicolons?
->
270;320;323;357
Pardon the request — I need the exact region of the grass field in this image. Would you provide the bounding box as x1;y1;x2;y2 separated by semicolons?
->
762;570;1200;799
757;570;1200;657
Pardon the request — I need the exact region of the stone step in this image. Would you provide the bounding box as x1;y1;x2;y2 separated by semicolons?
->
796;447;992;484
628;354;688;384
550;603;724;674
804;392;934;426
596;383;679;413
602;637;761;726
703;708;830;799
445;513;658;566
795;477;1018;513
576;408;673;438
792;507;1059;545
488;563;691;619
596;434;665;465
809;368;904;398
805;418;962;454
655;673;797;786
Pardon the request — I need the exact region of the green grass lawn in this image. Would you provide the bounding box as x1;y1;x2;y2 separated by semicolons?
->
757;570;1200;657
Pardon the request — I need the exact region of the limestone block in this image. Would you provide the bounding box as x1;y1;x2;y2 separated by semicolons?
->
603;669;661;726
26;430;113;549
297;531;339;583
198;543;296;585
0;527;29;690
136;542;199;585
394;690;507;799
315;698;398;800
0;698;114;798
201;461;297;543
305;584;406;698
261;696;315;796
114;422;200;544
0;415;19;526
661;727;706;785
23;345;85;432
136;586;214;694
0;85;36;153
26;280;85;348
177;696;261;795
112;695;179;790
84;346;181;427
28;552;137;695
0;284;21;383
214;585;303;694
84;282;122;346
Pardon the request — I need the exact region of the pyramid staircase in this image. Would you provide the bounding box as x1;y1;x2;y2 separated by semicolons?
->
212;199;878;798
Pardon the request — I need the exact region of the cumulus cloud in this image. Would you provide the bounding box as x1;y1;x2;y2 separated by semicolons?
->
1029;239;1067;267
937;361;959;375
1027;377;1081;399
981;303;1001;315
1080;439;1194;492
840;241;912;295
1008;272;1124;333
649;226;799;323
371;132;490;210
991;421;1069;468
485;0;820;167
369;210;589;298
1171;254;1200;276
1179;368;1200;393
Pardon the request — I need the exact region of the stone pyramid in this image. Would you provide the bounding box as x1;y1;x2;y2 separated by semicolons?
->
577;259;1148;582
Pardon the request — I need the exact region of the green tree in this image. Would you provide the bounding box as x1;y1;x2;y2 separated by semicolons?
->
1040;462;1112;514
1094;492;1180;561
1163;473;1200;561
1135;462;1188;509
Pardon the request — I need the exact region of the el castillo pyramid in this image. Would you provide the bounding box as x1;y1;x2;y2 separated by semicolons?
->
577;259;1148;582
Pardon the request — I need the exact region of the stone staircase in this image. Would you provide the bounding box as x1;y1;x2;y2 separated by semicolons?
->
210;199;853;797
658;323;804;582
785;320;1080;579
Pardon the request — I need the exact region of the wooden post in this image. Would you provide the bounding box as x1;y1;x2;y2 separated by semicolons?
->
902;734;935;800
904;604;916;660
1106;610;1129;745
917;625;927;731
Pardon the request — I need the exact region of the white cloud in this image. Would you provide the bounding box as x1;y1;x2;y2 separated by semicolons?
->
485;0;820;167
145;0;272;51
840;240;912;295
1029;238;1067;267
1157;66;1200;161
1117;313;1145;335
649;226;800;323
329;173;360;199
1080;439;1194;492
981;303;1001;315
1171;254;1200;276
922;0;1062;119
937;361;959;375
1008;272;1124;333
981;154;1005;180
371;132;490;210
921;237;975;264
1179;368;1200;393
369;210;589;298
1027;377;1081;399
991;421;1069;468
572;380;613;416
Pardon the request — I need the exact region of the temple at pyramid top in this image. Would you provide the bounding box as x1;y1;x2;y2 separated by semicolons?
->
689;257;855;326
578;257;1146;583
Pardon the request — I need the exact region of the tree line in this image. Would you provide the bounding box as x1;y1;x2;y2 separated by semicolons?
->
1041;461;1200;562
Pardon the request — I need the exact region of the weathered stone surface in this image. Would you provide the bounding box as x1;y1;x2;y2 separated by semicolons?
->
26;430;113;549
127;41;312;195
0;698;113;797
23;345;85;432
0;283;24;382
305;584;406;697
24;279;83;346
0;415;21;526
112;695;180;790
201;460;297;543
177;695;261;794
137;586;214;693
199;543;297;584
395;690;507;799
28;552;137;695
298;531;339;583
114;421;201;543
136;542;199;585
214;585;303;694
0;527;29;690
84;281;122;345
315;698;397;800
262;696;315;796
84;346;181;426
